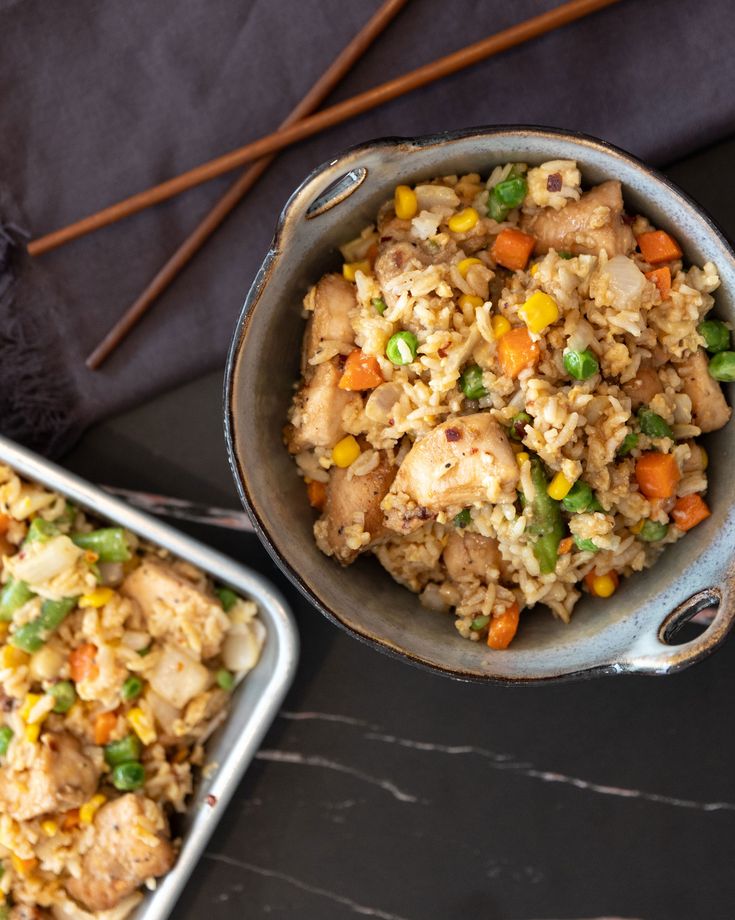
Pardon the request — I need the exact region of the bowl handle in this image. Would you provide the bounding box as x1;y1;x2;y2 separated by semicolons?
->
616;576;735;675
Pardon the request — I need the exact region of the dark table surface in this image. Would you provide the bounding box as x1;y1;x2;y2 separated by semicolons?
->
64;137;735;920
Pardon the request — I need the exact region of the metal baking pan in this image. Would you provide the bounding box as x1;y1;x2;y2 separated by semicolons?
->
0;434;299;920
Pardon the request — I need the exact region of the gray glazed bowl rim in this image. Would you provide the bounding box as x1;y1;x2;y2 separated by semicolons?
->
224;124;735;683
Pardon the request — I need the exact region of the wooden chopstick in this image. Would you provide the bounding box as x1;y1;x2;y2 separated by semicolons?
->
29;0;621;262
84;0;409;369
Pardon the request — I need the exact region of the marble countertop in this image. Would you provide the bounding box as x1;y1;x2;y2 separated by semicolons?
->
64;138;735;920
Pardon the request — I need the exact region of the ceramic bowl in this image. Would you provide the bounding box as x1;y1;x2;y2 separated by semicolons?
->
225;126;735;682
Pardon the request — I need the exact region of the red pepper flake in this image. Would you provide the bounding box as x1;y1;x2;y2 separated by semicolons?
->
445;427;462;442
205;794;218;807
546;173;562;192
388;418;394;426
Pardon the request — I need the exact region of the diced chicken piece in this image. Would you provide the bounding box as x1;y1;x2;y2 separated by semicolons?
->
383;414;519;533
0;732;99;821
623;363;664;410
374;241;431;308
520;181;635;258
121;560;230;660
301;274;356;370
677;348;731;432
318;452;397;564
65;794;174;912
285;359;361;453
443;531;501;583
148;644;212;709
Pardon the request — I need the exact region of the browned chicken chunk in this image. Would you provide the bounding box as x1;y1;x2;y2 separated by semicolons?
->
121;559;230;660
521;181;635;258
285;359;361;453
0;732;99;822
318;452;397;564
301;273;356;370
383;414;519;533
677;348;731;432
65;794;174;912
374;241;431;309
623;363;664;410
443;530;501;582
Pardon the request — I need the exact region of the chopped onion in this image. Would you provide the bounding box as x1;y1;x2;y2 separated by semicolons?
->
414;184;460;212
365;382;403;424
9;535;83;586
98;561;124;585
149;645;211;709
146;689;180;732
604;255;646;307
222;620;265;676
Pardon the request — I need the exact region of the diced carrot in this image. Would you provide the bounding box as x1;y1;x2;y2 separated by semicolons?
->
637;230;682;265
306;480;327;512
61;808;80;831
69;643;99;683
367;242;379;266
645;266;671;299
497;326;540;378
93;710;117;746
558;536;574;555
11;854;38;876
491;228;536;271
487;601;520;650
0;514;10;535
338;349;384;391
671;493;711;532
635;452;681;499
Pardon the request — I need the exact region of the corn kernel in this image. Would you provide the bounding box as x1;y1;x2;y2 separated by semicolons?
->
79;586;115;609
24;723;40;743
448;207;479;233
700;446;708;470
590;574;617;598
127;707;157;745
331;435;361;469
342;260;371;282
547;472;572;501
529;262;540;276
458;293;484;310
41;820;58;837
491;315;511;339
11;854;37;876
457;257;483;278
80;793;107;825
630;520;645;535
394;185;418;221
516;452;530;467
521;290;559;334
19;693;43;723
1;646;29;669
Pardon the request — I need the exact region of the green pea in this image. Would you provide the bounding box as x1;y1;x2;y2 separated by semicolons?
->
558;251;573;260
698;319;731;354
509;411;532;441
372;297;387;316
0;726;13;758
573;536;599;553
638;520;669;542
470;615;490;631
617;433;639;457
460;364;487;399
216;668;235;691
49;680;77;714
561;481;595;514
708;351;735;382
488;193;510;223
453;508;471;529
563;349;599;381
216;587;238;613
112;761;145;791
138;645;152;657
386;331;418;366
121;676;143;702
638;407;673;439
104;734;141;767
493;176;527;208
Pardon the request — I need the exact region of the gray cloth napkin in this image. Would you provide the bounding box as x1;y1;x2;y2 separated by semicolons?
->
1;0;733;455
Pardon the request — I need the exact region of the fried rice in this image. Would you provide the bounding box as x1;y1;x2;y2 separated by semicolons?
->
0;465;265;918
285;159;731;649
